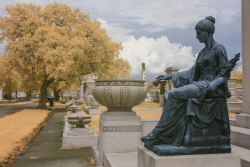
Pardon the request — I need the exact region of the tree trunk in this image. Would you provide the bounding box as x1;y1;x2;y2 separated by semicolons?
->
54;87;61;101
37;77;53;109
8;91;12;100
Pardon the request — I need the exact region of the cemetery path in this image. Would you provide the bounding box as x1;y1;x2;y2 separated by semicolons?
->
0;101;38;118
14;110;94;167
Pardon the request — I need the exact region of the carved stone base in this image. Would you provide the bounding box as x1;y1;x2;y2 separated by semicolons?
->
99;112;141;165
144;143;231;156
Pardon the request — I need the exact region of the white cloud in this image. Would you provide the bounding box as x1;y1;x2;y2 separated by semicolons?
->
119;36;196;78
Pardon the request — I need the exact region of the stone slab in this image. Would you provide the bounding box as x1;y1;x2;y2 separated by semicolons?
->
231;125;250;149
104;152;137;167
100;145;249;167
229;117;236;126
62;132;98;148
67;130;94;136
138;146;240;167
87;108;103;115
235;113;250;128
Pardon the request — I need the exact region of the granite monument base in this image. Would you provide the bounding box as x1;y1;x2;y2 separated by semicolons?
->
99;111;142;165
138;146;240;167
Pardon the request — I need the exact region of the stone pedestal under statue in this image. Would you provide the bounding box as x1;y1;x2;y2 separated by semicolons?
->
138;146;240;167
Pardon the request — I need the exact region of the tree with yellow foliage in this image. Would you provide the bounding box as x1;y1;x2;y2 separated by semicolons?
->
0;2;130;108
0;57;22;99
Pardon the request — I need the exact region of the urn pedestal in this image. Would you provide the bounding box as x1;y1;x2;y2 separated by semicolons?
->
92;79;147;165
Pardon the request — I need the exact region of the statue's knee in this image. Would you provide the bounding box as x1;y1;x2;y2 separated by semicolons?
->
164;91;174;100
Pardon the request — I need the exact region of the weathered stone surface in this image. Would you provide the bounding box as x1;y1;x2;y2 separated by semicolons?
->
62;116;98;148
242;0;250;115
98;114;141;164
86;108;103;115
231;125;250;149
138;146;240;167
104;152;137;167
236;113;250;128
92;79;147;112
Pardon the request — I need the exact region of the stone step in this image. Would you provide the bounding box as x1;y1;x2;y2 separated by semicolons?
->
231;125;250;150
102;146;250;167
104;152;137;167
232;145;250;167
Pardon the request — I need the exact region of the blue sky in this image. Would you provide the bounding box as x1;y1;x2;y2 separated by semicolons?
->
0;0;242;81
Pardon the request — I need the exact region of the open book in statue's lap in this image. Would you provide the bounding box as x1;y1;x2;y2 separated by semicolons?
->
141;16;240;156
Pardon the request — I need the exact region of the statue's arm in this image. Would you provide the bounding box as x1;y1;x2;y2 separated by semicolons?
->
153;74;172;86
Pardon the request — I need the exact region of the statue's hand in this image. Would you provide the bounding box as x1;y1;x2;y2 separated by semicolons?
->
153;80;160;86
153;75;164;87
202;82;217;99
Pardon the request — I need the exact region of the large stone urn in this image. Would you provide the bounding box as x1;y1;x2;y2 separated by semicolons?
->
92;79;147;165
92;79;147;112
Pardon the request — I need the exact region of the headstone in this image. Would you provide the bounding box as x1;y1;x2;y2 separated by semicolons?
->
148;89;159;101
79;75;85;100
84;74;98;111
145;93;153;102
142;62;146;84
0;87;3;101
159;66;179;107
165;66;179;90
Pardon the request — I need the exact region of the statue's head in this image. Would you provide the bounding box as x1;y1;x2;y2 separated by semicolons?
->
195;16;215;34
195;16;215;43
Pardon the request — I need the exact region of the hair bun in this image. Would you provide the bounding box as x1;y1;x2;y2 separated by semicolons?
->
205;16;215;24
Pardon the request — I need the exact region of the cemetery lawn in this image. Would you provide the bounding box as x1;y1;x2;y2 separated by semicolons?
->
0;108;51;167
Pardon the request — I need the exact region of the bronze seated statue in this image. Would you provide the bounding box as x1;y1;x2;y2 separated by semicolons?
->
141;16;240;156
